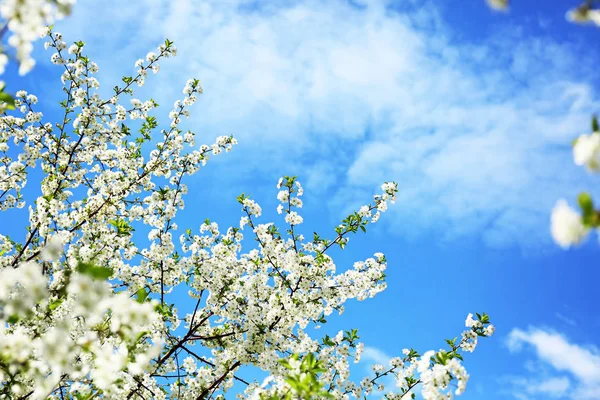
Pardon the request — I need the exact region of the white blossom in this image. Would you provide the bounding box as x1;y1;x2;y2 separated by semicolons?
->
551;200;589;248
573;132;600;171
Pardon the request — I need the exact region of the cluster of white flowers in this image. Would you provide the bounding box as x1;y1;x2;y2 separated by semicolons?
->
411;315;494;400
0;260;162;399
0;0;75;75
417;353;468;399
251;312;493;400
0;261;47;318
551;127;600;248
0;30;493;399
461;313;494;352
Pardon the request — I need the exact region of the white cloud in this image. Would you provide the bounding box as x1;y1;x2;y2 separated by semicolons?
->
508;376;571;399
506;327;600;399
52;0;600;248
362;345;392;366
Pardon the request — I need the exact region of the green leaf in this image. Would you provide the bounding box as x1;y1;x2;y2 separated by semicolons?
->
77;262;113;280
49;298;64;311
579;192;594;216
7;314;19;324
278;359;292;369
0;91;16;111
445;338;457;347
136;288;149;303
133;330;148;344
109;218;134;236
236;193;247;204
321;335;336;347
592;115;599;132
478;312;490;324
154;302;174;318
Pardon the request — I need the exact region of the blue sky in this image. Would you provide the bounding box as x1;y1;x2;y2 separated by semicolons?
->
5;0;600;398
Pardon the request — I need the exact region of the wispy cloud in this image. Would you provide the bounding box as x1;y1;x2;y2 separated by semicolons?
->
362;346;392;366
505;327;600;399
506;376;571;399
51;0;600;248
555;312;577;327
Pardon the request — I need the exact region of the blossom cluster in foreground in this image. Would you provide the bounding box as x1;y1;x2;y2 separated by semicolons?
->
551;117;600;248
0;0;76;75
0;30;493;399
